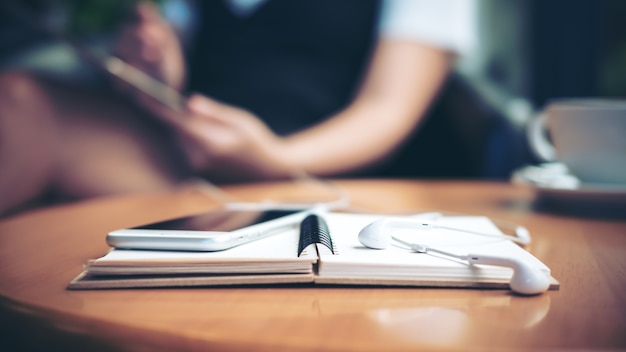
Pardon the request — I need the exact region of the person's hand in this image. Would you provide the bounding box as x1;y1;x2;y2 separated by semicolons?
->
178;95;295;182
146;93;295;182
113;2;186;92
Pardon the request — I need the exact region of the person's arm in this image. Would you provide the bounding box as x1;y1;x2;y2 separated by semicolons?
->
279;38;452;176
142;38;452;181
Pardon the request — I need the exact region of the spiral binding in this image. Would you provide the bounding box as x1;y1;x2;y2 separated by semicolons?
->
298;214;335;257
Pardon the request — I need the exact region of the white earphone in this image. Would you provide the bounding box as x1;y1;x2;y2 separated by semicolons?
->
358;218;550;295
359;216;531;247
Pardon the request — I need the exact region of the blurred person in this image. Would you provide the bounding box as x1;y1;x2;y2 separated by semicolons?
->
0;0;475;216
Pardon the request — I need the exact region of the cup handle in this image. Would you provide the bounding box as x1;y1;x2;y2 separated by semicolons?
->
527;113;555;162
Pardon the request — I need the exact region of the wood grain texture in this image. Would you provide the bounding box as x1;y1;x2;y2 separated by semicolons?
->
1;180;625;351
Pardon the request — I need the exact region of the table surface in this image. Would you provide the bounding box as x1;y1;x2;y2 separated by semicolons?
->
1;179;625;351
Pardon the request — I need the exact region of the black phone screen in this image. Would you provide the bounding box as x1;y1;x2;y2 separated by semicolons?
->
131;209;301;233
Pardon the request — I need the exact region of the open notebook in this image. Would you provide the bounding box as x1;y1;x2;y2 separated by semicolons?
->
68;212;559;291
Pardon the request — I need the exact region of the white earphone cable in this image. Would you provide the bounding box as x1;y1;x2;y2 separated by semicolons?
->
176;170;352;211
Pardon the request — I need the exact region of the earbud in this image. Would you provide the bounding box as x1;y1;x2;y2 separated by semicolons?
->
358;217;531;247
513;226;531;245
357;219;550;295
466;254;551;295
358;218;441;249
358;218;396;249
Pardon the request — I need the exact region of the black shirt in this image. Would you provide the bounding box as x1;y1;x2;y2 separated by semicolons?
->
187;0;380;135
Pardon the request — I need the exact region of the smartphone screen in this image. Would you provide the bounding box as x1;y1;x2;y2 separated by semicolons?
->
103;56;187;112
107;209;305;251
131;209;302;232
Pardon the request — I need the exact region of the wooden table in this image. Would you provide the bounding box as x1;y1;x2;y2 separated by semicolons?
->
1;180;625;351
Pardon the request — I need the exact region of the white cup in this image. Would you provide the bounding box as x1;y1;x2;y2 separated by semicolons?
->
528;99;626;185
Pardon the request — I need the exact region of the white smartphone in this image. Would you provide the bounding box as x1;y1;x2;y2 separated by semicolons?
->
106;208;308;251
103;56;187;112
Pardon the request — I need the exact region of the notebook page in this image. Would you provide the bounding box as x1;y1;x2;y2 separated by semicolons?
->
317;213;548;280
